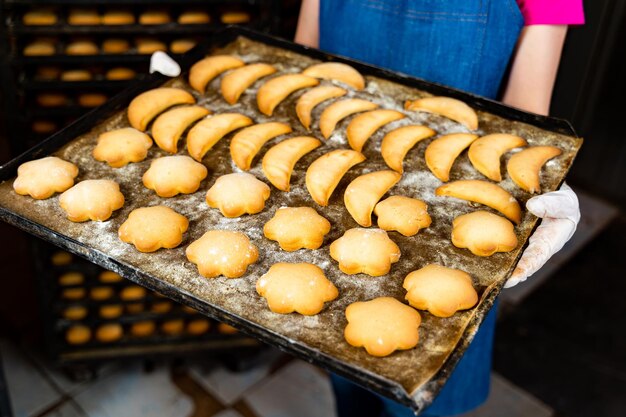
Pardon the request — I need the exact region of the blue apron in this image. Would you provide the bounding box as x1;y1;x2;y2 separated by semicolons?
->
320;1;524;415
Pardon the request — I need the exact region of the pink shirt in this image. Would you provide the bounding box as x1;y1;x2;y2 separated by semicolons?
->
516;0;585;25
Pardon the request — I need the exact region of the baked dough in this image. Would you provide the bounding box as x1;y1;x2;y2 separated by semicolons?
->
306;149;366;206
257;74;319;116
403;264;478;317
100;304;123;318
120;285;146;300
90;286;113;300
119;206;189;252
142;155;208;197
36;93;66;107
187;113;253;161
128;87;195;131
65;40;99;55
59;180;125;222
230;122;292;170
381;125;436;173
468;134;527;181
13;156;78;199
374;196;432;236
186;230;259;278
135;38;167;54
23;9;58;25
151;105;211;153
162;319;184;335
436;180;522;224
178;10;211;24
63;306;88;320
96;323;123;342
218;322;238;334
35;66;61;80
296;85;347;131
170;39;197;54
189;55;245;93
139;10;171;25
187;319;211;335
23;40;55;56
425;133;479;182
405;96;478;130
221;63;277;104
102;38;130;54
32;120;57;134
451;211;518;256
263;207;331;251
344;170;401;227
60;69;92;81
319;98;378;139
58;272;84;286
257;263;338;315
106;67;136;80
99;271;123;283
93;127;153;167
302;62;365;90
262;136;322;191
221;11;251;24
66;325;91;345
344;297;420;357
507;146;562;193
67;9;100;25
131;321;156;337
205;173;270;217
102;9;135;25
330;228;400;276
347;110;406;152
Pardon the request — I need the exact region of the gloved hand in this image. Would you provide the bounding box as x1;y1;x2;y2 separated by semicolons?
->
504;183;580;288
149;51;181;77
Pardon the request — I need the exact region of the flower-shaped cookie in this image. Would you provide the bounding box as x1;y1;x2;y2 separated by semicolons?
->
142;155;208;197
374;196;432;237
344;297;421;357
13;156;78;199
59;179;124;222
256;263;338;315
329;228;400;276
92;127;153;168
451;210;518;256
118;206;189;252
263;207;331;251
403;264;478;317
186;230;259;278
205;173;270;218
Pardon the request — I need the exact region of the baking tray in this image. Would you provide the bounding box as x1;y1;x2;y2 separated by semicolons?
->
0;26;582;413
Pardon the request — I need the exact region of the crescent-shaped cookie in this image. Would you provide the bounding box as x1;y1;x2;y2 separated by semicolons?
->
257;74;319;116
118;206;189;252
206;172;271;217
262;136;322;191
302;62;365;90
381;125;436;173
305;149;366;206
405;96;478;130
436;180;522;224
468;134;527;181
220;63;277;104
151;106;211;153
187;113;253;161
507;146;562;193
230;122;293;170
189;55;245;93
330;228;401;276
319;98;379;139
296;85;347;130
128;88;195;131
425;133;479;182
13;156;79;199
344;170;401;227
346;109;406;152
451;210;518;256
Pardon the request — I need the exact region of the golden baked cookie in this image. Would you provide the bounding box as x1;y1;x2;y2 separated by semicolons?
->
263;207;331;251
162;319;184;335
451;210;518;256
62;287;85;300
256;74;319;116
142;155;208;197
507;146;562;193
151;105;211;153
135;37;167;54
468;134;527;182
302;62;365;90
101;9;135;25
23;9;58;25
126;303;144;314
90;286;113;300
93;127;153;168
230;122;292;170
105;67;136;80
221;63;277;105
58;272;84;286
187;319;211;335
347;109;406;152
318;98;378;139
66;325;91;345
138;10;171;25
218;322;238;334
296;85;347;131
189;55;245;93
100;304;123;319
32;120;57;134
425;133;479;182
329;228;400;276
206;173;270;217
403;264;478;317
178;10;211;24
262;136;321;192
186;230;259;278
96;323;124;342
99;271;123;283
305;149;366;206
23;40;55;56
131;320;156;337
186;113;253;161
344;297;421;357
119;206;189;252
127;87;195;131
67;8;100;25
51;251;72;266
77;92;108;106
65;40;99;55
63;306;88;320
256;263;338;315
151;301;172;313
374;196;432;237
102;38;130;54
13;156;78;199
36;93;67;107
60;69;92;81
344;170;401;227
120;285;146;301
170;39;197;54
220;11;250;24
405;96;478;130
59;179;125;222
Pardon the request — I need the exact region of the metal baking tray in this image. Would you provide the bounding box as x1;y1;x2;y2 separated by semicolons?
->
0;27;582;413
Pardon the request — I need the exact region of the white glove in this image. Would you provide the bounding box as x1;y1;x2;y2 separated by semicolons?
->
149;51;181;77
504;183;580;288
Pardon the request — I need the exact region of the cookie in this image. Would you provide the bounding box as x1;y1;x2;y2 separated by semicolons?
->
65;40;99;55
66;325;91;345
374;196;432;236
187;319;211;335
186;230;259;278
344;297;421;357
170;39;197;54
230;122;292;170
135;37;166;54
257;263;338;315
205;173;270;217
347;109;405;152
220;11;250;24
63;306;87;320
319;98;378;139
96;323;123;342
296;85;347;130
151;105;211;153
257;74;319;116
93;127;153;167
186;113;253;161
330;228;400;276
127;87;195;131
119;206;189;252
90;286;113;300
507;146;562;193
263;207;331;251
67;8;100;25
138;10;171;25
60;69;92;81
105;67;136;80
221;63;277;105
425;133;479;182
13;156;78;199
302;62;365;90
23;9;58;25
102;38;130;54
306;149;366;206
189;55;245;93
131;321;156;337
262;136;322;192
59;179;125;222
405;96;478;130
142;155;208;197
100;304;123;319
344;170;401;227
468;134;527;182
23;40;55;56
178;10;211;24
403;264;478;317
101;9;135;25
451;211;518;256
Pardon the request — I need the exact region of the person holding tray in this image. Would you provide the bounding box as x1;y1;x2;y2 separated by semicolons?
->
295;0;584;416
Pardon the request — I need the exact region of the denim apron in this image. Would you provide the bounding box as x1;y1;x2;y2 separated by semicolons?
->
319;1;524;415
